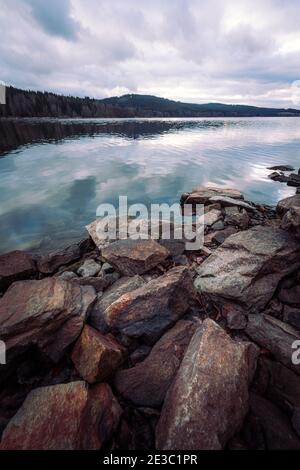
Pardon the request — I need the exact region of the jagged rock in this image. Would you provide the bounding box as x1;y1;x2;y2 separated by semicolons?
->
284;305;300;329
211;220;225;231
129;345;151;365
225;207;250;229
199;209;222;227
89;276;145;332
156;319;257;450
247;393;300;450
37;244;81;275
268;171;289;183
277;194;300;216
102;239;169;276
102;266;196;344
158;239;185;257
281;206;300;238
212;226;238;244
114;320;198;407
246;314;300;375
181;187;243;206
268;165;295;172
72;272;120;293
0;278;96;363
77;259;101;278
0;382;121;450
195;226;300;310
173;254;189;266
208;195;256;211
287;173;300;187
0;250;36;292
71;325;125;383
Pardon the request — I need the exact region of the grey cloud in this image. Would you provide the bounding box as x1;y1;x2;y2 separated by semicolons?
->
27;0;78;40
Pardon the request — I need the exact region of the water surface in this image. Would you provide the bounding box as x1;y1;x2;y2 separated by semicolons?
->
0;117;299;254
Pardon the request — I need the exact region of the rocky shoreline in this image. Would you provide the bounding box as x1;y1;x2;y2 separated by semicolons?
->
0;182;300;450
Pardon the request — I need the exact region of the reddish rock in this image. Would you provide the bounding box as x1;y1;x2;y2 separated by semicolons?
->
114;320;198;407
71;325;125;383
0;382;121;450
89;275;145;332
277;194;300;216
103;266;196;343
0;278;96;363
37;244;81;274
156;319;257;450
0;250;36;292
102;239;170;276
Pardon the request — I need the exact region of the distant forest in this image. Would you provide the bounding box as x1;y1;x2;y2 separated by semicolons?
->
1;86;300;118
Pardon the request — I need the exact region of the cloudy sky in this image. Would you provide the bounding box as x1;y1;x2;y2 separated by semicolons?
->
1;0;300;107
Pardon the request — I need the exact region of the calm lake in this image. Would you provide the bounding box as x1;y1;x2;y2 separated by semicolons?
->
0;117;299;254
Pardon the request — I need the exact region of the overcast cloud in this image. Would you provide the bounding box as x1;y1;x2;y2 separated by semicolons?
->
1;0;300;107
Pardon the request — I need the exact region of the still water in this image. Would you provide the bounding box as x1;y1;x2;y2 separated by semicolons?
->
0;117;299;254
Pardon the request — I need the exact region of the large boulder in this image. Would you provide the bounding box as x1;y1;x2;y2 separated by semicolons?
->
102;266;196;343
0;382;121;450
71;325;125;383
89;276;145;332
114;320;198;407
0;250;36;292
277;194;300;216
246;314;300;375
0;278;96;363
281;206;300;239
194;226;300;311
156;319;257;450
37;244;81;275
102;239;170;276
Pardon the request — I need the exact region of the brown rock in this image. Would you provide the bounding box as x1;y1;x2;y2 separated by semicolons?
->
0;250;36;292
0;278;96;363
71;325;125;383
195;226;300;311
0;382;121;450
246;314;300;375
102;239;170;276
114;320;198;407
89;275;145;332
156;319;256;450
103;266;196;343
212;226;238;245
277;194;300;216
284;305;300;329
37;244;81;274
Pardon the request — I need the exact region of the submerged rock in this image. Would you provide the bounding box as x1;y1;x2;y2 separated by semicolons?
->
114;320;198;407
102;239;170;276
195;226;300;310
0;382;121;450
268;165;295;172
0;278;96;363
0;250;36;292
156;319;257;450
